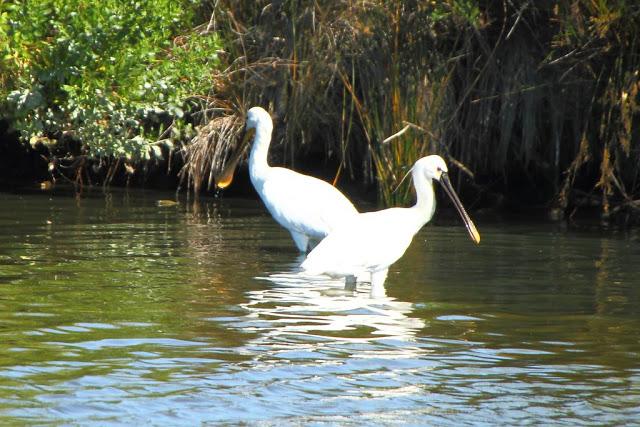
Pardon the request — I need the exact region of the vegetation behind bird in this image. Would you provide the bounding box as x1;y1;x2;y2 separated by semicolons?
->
181;0;640;222
1;1;639;222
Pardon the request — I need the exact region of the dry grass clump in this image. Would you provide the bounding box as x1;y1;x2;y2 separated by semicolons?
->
179;113;244;194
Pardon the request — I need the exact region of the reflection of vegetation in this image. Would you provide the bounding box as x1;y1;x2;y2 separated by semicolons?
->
183;1;639;221
0;0;220;165
0;192;257;402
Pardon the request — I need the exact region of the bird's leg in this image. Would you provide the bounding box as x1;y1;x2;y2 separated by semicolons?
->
344;275;357;292
290;231;310;253
369;269;388;298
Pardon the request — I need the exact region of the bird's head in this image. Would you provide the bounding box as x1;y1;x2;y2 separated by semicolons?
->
416;155;448;182
246;106;273;132
414;155;480;245
214;107;272;190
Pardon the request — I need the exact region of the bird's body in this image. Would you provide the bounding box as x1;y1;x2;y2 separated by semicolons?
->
244;107;358;252
301;155;480;297
302;207;423;278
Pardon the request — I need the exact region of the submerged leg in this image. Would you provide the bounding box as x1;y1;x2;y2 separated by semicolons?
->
344;275;357;292
289;230;310;253
369;269;388;298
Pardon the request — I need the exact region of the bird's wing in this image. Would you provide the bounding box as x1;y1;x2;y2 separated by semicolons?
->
260;168;357;239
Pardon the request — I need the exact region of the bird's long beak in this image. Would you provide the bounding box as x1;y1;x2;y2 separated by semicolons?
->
439;172;481;244
214;128;254;189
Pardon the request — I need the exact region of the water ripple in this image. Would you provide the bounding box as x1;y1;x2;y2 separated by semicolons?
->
1;193;639;425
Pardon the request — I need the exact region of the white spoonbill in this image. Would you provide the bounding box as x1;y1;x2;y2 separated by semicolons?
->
216;106;358;252
300;155;480;297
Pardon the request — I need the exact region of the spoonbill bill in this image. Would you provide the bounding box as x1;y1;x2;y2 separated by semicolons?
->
301;155;480;297
216;106;358;252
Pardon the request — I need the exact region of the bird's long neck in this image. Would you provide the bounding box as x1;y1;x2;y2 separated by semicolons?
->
248;122;273;184
411;170;437;227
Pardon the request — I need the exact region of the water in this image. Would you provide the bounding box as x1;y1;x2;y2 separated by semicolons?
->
0;189;639;425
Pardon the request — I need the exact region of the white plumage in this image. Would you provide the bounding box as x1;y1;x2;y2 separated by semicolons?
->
301;155;480;297
245;106;358;252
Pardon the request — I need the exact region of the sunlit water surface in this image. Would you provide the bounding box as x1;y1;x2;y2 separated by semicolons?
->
0;189;639;425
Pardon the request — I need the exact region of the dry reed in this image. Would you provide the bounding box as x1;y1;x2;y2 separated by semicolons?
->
179;0;640;221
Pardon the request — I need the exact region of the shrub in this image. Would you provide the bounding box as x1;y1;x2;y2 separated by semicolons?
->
0;0;220;162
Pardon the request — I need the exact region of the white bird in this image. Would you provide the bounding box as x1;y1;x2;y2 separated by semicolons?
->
216;106;358;252
301;155;480;297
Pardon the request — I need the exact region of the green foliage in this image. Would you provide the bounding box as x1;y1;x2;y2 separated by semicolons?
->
5;0;636;217
0;0;220;160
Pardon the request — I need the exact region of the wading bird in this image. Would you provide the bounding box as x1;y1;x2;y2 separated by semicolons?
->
216;107;358;252
301;155;480;297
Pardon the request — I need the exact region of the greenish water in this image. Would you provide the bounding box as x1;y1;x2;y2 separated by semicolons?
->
0;189;639;425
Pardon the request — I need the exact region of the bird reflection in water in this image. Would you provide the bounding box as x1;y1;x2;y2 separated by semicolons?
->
226;270;425;357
